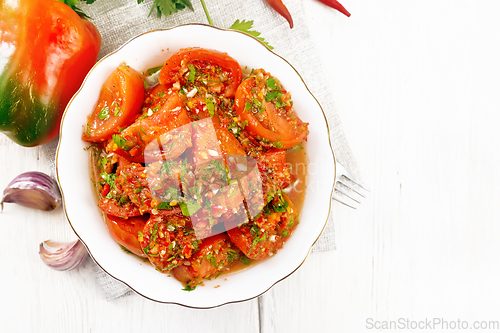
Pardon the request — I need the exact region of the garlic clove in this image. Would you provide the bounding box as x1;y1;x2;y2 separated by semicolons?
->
1;171;62;211
39;240;88;271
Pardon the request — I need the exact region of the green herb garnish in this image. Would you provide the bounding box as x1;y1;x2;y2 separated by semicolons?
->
98;107;110;120
138;0;193;19
112;134;132;151
157;201;174;210
188;63;196;84
100;171;117;189
240;256;251;265
206;253;217;267
265;90;280;103
182;284;196;291
266;78;277;90
229;20;273;50
205;97;215;116
146;65;163;75
179;200;201;217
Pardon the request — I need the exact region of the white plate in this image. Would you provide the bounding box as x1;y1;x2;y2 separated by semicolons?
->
57;24;336;308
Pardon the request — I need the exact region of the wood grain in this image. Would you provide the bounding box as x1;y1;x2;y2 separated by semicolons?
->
2;0;500;332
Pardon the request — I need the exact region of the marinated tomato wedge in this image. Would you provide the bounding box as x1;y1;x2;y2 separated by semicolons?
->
99;199;142;218
159;48;242;98
105;214;148;258
171;233;242;289
83;65;145;143
215;125;246;156
256;149;291;198
108;88;192;163
235;69;308;149
139;214;201;273
225;193;298;260
114;162;183;217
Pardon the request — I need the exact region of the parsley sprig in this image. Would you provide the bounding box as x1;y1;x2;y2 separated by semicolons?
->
74;0;274;49
138;0;194;19
198;0;273;50
229;19;274;50
57;0;96;17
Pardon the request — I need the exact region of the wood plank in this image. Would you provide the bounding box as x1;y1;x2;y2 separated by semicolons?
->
0;136;260;332
256;1;500;332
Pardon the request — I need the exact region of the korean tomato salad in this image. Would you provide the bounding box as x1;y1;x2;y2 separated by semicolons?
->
82;47;309;290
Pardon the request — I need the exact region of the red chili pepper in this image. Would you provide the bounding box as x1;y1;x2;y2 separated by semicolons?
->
264;0;294;28
101;184;110;197
317;0;351;17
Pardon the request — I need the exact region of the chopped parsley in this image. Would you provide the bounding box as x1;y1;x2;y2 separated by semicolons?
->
265;90;281;103
244;101;252;112
206;253;217;267
240;256;251;265
205;97;215;116
98;107;110;120
112;134;132;151
266;77;277;90
250;224;260;235
157;201;174;210
182;284;196;292
179;200;201;217
187;63;196;84
228;122;241;135
272;192;289;213
100;171;117;189
287;144;304;153
146;65;163;75
119;245;133;255
99;156;108;170
226;249;239;262
273;139;284;149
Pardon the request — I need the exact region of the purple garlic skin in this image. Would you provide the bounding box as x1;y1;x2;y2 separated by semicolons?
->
39;240;88;271
1;171;62;211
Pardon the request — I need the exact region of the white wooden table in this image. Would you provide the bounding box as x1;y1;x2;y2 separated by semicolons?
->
2;1;500;332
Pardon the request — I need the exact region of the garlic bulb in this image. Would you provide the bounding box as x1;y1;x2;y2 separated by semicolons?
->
1;171;62;211
39;240;88;271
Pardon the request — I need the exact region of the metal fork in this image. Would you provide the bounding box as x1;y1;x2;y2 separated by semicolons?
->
332;162;369;209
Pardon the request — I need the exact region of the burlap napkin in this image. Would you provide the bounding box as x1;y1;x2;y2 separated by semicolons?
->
44;0;361;300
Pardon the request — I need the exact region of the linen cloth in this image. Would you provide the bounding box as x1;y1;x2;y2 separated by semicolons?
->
44;0;361;300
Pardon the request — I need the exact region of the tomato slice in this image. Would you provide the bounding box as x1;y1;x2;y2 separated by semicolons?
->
159;48;242;98
215;125;246;156
234;69;308;149
170;233;242;289
114;162;182;217
108;89;193;163
226;193;298;260
105;214;148;258
98;198;142;218
139;214;201;273
83;65;145;142
257;149;291;194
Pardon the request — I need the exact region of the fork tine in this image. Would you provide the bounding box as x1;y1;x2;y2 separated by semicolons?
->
337;180;367;198
332;162;369;209
334;184;362;204
332;189;360;209
335;162;370;193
